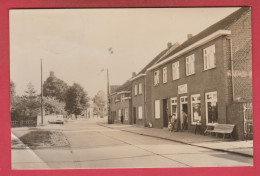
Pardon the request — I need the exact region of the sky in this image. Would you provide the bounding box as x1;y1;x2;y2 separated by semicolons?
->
10;7;240;98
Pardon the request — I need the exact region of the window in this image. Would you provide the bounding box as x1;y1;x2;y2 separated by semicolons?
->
205;91;218;124
163;67;167;83
154;70;160;85
191;94;201;125
134;85;138;96
138;83;142;94
170;97;178;119
138;106;143;119
155;100;160;119
203;44;216;70
125;108;129;121
118;109;121;120
186;54;195;76
172;61;179;80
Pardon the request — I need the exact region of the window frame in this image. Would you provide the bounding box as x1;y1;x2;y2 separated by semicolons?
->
138;83;142;95
138;106;143;119
155;100;160;119
203;44;216;70
190;94;201;125
134;84;138;96
154;70;160;85
172;61;180;80
186;54;195;76
163;66;167;84
205;91;218;125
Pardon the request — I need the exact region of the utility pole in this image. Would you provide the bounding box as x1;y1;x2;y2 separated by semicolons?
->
41;59;43;125
107;69;110;124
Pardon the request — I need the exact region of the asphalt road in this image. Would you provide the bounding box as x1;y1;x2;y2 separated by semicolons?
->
12;118;253;169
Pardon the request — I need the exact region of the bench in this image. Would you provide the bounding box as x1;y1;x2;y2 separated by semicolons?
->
205;124;235;139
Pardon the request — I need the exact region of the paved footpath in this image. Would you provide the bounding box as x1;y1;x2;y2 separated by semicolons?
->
98;123;253;157
11;133;50;169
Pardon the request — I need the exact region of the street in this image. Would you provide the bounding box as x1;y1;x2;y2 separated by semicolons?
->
12;118;253;169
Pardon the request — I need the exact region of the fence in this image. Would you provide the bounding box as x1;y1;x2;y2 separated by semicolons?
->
243;102;253;139
11;120;37;128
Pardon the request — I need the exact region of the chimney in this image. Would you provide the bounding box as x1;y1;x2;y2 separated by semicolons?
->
187;34;193;40
167;42;172;49
132;72;136;78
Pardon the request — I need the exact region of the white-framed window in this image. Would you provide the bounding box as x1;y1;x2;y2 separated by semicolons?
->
154;70;160;85
186;54;195;76
170;97;178;119
118;109;121;120
163;67;167;83
138;83;142;94
172;61;180;80
155;100;160;119
191;94;201;125
134;85;138;96
138;106;143;119
205;91;218;124
203;44;216;70
125;108;129;121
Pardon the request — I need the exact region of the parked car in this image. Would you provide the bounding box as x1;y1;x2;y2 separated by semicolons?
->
48;115;64;124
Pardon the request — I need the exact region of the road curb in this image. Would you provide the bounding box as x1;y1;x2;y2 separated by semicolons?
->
97;123;253;158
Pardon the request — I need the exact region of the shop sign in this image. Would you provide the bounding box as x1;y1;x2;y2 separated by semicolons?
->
178;84;187;94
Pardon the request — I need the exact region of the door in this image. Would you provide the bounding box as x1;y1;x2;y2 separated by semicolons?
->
133;107;137;124
180;96;188;130
163;99;168;127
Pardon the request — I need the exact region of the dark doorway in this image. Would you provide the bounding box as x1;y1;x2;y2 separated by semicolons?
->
163;99;168;127
133;107;137;124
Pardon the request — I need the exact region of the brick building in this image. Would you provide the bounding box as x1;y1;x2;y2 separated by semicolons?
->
108;7;252;139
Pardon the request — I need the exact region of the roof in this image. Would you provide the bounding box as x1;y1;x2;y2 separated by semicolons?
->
157;7;251;64
110;85;121;94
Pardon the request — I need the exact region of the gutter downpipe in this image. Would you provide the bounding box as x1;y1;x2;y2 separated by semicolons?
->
228;38;235;101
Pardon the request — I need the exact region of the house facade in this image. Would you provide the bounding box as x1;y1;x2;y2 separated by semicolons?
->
108;7;252;140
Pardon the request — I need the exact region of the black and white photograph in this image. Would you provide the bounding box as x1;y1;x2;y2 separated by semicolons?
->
10;7;253;169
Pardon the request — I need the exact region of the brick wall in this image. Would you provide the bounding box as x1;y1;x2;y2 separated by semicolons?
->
147;37;230;130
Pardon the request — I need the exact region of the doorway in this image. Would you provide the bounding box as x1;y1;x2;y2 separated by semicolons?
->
163;99;168;127
133;107;137;124
180;96;188;130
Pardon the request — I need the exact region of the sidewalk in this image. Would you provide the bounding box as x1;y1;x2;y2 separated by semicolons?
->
98;122;253;157
11;133;50;169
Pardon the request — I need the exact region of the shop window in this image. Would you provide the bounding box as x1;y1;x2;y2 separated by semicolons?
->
186;54;195;76
138;106;143;119
203;45;216;70
139;83;142;94
172;61;180;80
154;70;160;85
125;108;129;121
170;97;178;119
155;100;160;119
191;94;201;125
205;91;218;124
163;67;167;83
134;85;138;96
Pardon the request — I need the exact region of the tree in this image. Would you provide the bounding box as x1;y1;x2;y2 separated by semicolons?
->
24;82;41;117
43;71;68;102
65;83;89;119
93;90;107;117
10;80;16;109
43;96;66;115
11;82;40;120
